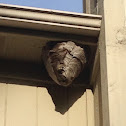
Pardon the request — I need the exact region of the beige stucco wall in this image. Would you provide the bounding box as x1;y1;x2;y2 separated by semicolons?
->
98;0;126;126
125;0;126;26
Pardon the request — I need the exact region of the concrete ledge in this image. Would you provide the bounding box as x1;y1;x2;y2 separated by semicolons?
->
0;4;102;37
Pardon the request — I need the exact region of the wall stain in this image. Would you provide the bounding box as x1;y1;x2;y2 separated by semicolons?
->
116;28;126;45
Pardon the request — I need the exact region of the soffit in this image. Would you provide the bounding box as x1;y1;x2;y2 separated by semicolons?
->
0;4;101;86
0;4;101;62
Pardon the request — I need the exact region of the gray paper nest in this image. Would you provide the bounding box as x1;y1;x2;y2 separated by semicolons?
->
42;41;86;86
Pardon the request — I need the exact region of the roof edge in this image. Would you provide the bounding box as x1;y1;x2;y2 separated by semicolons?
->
0;3;102;37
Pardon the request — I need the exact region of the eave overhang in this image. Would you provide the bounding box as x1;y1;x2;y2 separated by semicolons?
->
0;4;102;37
0;4;102;87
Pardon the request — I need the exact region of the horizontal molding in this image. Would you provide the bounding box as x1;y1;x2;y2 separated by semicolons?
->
0;4;102;37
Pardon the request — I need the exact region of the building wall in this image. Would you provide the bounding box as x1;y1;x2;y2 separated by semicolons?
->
93;71;101;126
0;83;94;126
97;0;126;126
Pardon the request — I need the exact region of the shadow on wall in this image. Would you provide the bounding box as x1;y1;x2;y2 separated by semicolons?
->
46;86;86;114
0;78;86;114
